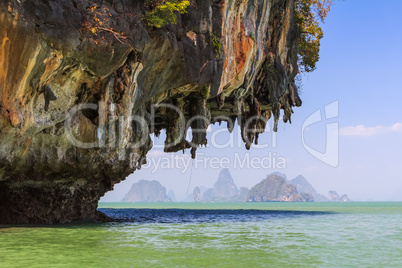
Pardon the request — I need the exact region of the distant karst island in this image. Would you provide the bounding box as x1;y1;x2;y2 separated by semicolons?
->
193;169;249;202
123;169;352;203
122;180;172;203
247;174;311;202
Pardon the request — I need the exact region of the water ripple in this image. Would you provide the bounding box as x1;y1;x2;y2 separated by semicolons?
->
99;208;333;224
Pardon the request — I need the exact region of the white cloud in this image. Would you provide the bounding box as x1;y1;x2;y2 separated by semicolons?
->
339;123;402;137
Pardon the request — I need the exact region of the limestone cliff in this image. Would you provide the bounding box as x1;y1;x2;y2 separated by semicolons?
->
0;0;301;223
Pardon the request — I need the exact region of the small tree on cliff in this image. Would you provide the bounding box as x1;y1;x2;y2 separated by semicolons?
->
296;0;332;72
83;4;128;45
144;0;190;28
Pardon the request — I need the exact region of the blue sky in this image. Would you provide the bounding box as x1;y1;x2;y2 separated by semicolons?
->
102;0;402;202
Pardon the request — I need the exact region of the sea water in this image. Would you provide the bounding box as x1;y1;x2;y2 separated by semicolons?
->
0;202;401;267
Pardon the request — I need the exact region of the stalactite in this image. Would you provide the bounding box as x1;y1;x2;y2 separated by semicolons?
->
189;98;210;158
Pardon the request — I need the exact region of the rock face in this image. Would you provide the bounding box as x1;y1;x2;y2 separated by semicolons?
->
122;180;172;203
291;175;329;202
0;0;301;223
247;174;303;202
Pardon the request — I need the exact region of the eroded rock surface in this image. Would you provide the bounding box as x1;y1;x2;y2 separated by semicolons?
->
0;0;301;223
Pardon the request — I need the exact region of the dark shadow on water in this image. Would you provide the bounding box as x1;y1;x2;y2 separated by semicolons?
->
99;208;335;224
0;209;335;228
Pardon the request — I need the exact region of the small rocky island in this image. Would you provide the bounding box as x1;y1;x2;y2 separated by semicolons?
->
328;191;352;202
122;180;172;203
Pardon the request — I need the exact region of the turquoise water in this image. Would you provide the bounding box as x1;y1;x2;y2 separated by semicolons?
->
1;202;401;267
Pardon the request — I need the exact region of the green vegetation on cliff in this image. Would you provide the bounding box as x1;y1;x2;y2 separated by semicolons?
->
211;33;222;58
144;0;190;28
296;0;332;72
